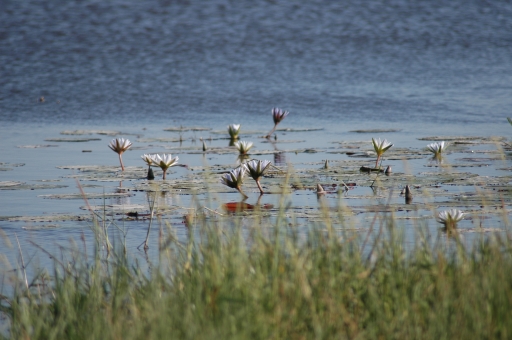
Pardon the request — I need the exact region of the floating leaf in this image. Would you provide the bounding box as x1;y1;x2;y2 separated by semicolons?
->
45;138;101;142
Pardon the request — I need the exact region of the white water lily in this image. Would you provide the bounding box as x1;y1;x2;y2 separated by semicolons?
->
427;141;447;156
220;166;248;198
151;154;179;180
108;138;132;171
234;141;253;155
436;209;464;230
371;138;393;168
266;107;289;138
141;154;154;166
228;124;241;139
245;159;272;194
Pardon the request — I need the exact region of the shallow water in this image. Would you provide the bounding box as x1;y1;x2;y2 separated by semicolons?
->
1;0;512;277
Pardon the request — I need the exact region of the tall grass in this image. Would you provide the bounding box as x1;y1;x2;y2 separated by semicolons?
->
1;196;512;339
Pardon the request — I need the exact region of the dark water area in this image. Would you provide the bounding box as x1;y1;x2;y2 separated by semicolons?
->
1;0;512;130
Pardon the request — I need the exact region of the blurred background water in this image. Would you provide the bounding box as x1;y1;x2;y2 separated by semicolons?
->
1;0;512;281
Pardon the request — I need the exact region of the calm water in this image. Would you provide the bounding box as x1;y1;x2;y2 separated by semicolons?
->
1;0;512;285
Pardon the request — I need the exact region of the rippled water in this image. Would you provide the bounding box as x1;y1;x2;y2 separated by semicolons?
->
1;0;512;284
1;0;512;130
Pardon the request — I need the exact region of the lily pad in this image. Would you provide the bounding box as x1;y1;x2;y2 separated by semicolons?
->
0;181;23;187
17;144;59;148
277;128;324;132
0;183;68;190
60;130;122;136
137;138;182;143
45;138;101;142
80;204;147;212
7;214;90;222
22;224;60;230
418;136;506;142
163;126;212;132
39;192;134;199
350;129;401;133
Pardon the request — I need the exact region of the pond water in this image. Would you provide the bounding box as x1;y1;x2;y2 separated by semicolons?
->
1;0;512;277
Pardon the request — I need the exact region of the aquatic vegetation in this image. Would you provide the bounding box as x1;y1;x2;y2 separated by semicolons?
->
108;138;132;171
436;208;464;230
427;141;448;156
371;137;393;168
151;154;179;180
244;159;271;194
234;141;253;155
227;124;241;139
4;191;512;340
266;107;289;138
220;166;248;198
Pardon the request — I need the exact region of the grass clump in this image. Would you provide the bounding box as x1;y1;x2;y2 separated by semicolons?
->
2;207;512;339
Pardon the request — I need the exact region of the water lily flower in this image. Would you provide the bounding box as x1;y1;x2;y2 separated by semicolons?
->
108;138;132;171
228;124;241;139
234;141;254;155
220;166;248;198
266;108;289;138
141;154;154;166
150;154;179;180
427;141;447;156
141;154;155;180
436;209;464;230
245;159;271;194
371;138;393;168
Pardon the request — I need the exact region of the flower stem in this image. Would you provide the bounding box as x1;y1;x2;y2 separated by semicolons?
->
119;153;125;171
256;180;265;194
265;123;278;138
162;170;167;180
375;155;381;169
237;187;248;199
